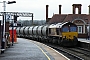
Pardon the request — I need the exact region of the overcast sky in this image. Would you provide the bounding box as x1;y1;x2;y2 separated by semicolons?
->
0;0;90;20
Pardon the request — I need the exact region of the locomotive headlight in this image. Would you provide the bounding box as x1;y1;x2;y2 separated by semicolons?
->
63;36;66;38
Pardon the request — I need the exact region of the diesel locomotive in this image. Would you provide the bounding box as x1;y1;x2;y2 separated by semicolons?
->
16;22;78;46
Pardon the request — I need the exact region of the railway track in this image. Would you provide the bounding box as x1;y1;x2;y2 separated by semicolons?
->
67;47;90;59
45;43;90;60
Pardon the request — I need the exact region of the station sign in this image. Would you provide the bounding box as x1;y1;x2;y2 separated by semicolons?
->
6;14;11;22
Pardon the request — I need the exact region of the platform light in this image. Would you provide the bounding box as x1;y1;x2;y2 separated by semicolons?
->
7;1;16;4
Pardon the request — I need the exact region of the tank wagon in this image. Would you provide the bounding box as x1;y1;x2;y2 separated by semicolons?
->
16;22;78;46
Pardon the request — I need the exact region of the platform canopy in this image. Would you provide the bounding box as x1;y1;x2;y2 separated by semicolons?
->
0;12;33;17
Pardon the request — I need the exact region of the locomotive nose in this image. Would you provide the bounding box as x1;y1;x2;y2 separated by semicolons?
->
62;32;76;40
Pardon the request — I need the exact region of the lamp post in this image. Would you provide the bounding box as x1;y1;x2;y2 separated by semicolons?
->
0;1;16;52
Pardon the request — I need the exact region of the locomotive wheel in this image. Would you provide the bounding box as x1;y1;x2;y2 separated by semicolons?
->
46;39;49;43
58;40;60;44
52;39;55;43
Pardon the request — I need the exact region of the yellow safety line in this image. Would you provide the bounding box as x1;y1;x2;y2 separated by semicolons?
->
36;45;51;60
27;39;51;60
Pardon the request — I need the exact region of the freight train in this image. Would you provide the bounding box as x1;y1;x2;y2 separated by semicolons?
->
16;22;78;46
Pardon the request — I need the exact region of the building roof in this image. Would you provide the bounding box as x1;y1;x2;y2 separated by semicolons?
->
48;14;67;24
48;14;90;24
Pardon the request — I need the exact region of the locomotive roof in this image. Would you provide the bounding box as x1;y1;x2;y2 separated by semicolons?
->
49;22;69;28
49;24;57;28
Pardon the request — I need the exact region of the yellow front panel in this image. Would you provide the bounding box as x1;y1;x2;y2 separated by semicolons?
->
62;32;78;40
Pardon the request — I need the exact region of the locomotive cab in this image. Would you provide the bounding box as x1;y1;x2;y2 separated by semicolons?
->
61;22;78;46
48;23;63;44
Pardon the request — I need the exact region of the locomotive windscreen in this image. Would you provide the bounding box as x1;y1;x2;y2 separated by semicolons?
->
62;26;69;32
70;26;77;32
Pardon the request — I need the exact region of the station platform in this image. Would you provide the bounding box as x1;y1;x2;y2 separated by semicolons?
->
78;38;90;43
78;38;90;49
0;38;69;60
